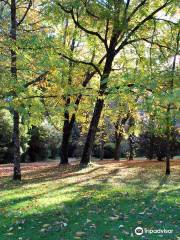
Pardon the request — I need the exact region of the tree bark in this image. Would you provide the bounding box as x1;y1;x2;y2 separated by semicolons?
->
80;98;105;165
80;49;119;165
60;121;70;164
165;31;179;174
59;70;94;164
59;35;75;164
10;0;21;180
60;96;71;164
166;105;171;175
166;140;170;175
114;133;122;160
60;111;76;164
13;110;21;180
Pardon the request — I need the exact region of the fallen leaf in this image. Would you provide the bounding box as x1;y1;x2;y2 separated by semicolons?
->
42;224;50;228
119;224;124;228
109;214;119;221
122;230;129;235
75;231;86;237
103;232;111;239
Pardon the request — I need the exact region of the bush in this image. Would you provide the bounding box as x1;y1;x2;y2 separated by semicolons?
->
103;143;115;158
28;126;49;162
93;143;115;159
27;123;61;162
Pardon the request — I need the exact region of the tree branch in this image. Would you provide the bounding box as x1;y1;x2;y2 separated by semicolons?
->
59;52;102;76
115;0;171;54
23;94;57;99
104;19;109;50
125;37;172;50
24;71;49;88
123;0;131;22
153;17;177;25
57;2;106;45
0;71;49;100
127;0;147;22
83;0;100;19
17;0;32;26
0;0;10;7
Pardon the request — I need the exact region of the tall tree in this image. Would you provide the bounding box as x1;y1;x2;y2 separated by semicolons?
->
57;0;173;165
10;0;21;180
1;0;51;179
165;30;179;175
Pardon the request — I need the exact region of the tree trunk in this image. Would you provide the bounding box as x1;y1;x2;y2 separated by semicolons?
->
59;72;95;164
170;116;176;159
13;110;21;180
166;134;170;175
80;46;116;165
80;98;104;165
79;5;121;166
60;130;70;164
166;105;171;175
59;34;76;164
114;134;122;160
165;31;179;174
60;110;71;164
10;0;21;180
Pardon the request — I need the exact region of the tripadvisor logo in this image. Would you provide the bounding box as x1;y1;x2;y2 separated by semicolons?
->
135;227;144;236
135;227;173;236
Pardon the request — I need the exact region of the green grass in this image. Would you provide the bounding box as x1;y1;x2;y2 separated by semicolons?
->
0;160;179;240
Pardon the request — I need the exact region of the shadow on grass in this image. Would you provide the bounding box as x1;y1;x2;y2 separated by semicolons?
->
0;167;122;205
0;165;105;191
0;160;179;240
0;181;179;240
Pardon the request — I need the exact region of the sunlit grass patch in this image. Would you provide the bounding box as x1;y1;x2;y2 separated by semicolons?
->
0;160;179;240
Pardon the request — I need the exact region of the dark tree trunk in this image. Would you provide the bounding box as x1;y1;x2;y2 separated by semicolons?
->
59;35;75;164
13;110;21;180
10;0;21;180
60;107;71;164
165;32;179;174
79;3;121;166
59;37;96;165
128;135;134;161
166;136;170;175
166;105;171;175
79;4;122;166
114;133;122;160
170;121;176;159
59;73;95;164
80;45;117;165
60;129;71;164
80;98;105;165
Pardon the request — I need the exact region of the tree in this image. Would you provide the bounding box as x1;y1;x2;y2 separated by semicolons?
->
165;30;179;174
138;25;179;173
1;0;52;179
57;0;174;166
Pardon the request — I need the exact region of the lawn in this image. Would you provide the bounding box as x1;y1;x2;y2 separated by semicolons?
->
0;160;179;240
